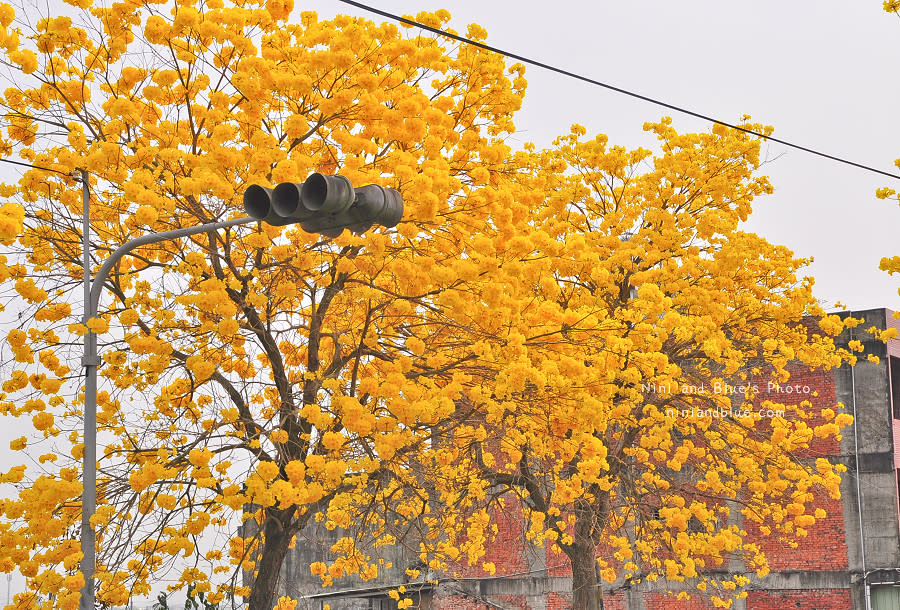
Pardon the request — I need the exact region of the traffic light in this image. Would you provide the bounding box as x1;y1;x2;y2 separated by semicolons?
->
243;173;403;237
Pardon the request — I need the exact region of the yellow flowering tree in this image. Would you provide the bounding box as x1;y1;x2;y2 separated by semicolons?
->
0;0;855;609
0;1;529;609
409;121;856;609
0;201;24;290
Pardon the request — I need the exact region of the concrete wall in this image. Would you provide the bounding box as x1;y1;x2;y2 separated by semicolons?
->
245;517;422;609
838;309;900;610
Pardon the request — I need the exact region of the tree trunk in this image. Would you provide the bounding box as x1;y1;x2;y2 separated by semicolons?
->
568;542;604;610
247;507;296;610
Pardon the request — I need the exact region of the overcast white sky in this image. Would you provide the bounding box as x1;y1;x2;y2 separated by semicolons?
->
308;0;900;312
4;0;900;605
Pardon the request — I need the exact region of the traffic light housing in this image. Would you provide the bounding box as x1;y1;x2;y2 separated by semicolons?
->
243;173;403;237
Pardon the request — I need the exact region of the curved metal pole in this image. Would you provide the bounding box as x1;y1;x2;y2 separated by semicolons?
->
87;217;253;317
79;216;254;610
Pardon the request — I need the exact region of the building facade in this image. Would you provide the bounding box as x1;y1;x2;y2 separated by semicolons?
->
280;308;900;610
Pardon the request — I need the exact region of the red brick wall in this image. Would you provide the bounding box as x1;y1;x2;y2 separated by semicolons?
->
603;591;625;610
545;543;571;577
495;595;528;609
433;594;527;609
433;595;486;609
443;496;530;579
546;592;570;609
644;592;716;609
478;496;529;576
542;538;622;579
743;486;848;571
741;366;849;572
750;366;841;458
746;588;852;609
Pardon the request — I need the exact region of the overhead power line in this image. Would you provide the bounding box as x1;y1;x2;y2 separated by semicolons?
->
0;157;70;176
336;0;900;181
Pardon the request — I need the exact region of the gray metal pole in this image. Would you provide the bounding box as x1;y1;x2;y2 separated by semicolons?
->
78;215;254;610
79;170;95;610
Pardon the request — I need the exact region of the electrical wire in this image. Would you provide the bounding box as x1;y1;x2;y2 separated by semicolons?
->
336;0;900;181
0;157;71;176
3;3;896;181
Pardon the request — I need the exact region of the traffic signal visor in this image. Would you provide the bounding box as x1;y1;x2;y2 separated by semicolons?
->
243;173;403;236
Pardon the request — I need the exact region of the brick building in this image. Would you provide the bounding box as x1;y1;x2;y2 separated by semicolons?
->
279;308;900;610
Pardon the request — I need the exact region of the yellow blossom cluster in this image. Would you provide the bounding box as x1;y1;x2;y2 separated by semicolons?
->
0;0;533;603
402;119;861;607
0;0;866;607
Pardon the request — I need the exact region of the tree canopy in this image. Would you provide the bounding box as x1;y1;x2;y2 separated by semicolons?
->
426;121;861;609
0;1;860;609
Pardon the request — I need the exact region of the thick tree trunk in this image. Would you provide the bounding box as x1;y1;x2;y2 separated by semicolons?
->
568;542;604;610
247;507;296;610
